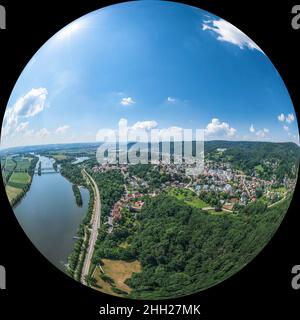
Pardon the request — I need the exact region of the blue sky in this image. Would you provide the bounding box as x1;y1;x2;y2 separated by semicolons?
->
1;0;298;148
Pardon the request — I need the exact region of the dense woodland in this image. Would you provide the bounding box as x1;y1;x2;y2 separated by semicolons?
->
205;141;300;181
60;162;86;186
88;169;125;219
89;185;292;299
126;194;291;299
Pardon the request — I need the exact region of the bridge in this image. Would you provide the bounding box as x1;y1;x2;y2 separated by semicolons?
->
35;167;57;174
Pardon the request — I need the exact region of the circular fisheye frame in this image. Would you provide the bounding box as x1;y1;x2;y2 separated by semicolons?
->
0;1;299;299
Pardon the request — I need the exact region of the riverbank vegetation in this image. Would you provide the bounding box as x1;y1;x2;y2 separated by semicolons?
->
60;162;86;186
67;183;94;280
37;161;42;175
72;184;83;207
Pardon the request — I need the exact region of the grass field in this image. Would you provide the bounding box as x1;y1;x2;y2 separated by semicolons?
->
93;259;141;297
119;241;130;249
271;185;287;195
168;188;209;209
52;154;68;161
15;157;32;171
8;172;31;188
3;157;16;172
5;185;24;204
254;164;264;173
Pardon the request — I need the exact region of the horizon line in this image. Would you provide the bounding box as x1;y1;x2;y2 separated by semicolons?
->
1;139;299;153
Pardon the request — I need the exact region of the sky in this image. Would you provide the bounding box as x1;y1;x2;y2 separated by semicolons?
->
1;0;299;149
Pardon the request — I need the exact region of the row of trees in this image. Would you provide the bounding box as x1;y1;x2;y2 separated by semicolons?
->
67;184;94;280
72;184;83;207
37;161;42;176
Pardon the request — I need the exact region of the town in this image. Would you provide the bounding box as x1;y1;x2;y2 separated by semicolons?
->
91;147;295;231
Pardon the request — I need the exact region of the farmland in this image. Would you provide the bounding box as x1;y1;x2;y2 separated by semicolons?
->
8;172;31;189
15;157;32;171
1;154;38;206
5;185;24;203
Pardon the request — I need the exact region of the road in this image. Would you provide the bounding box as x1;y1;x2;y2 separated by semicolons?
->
81;168;101;285
267;195;287;208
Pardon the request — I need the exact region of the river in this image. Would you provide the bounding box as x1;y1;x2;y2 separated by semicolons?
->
14;155;90;272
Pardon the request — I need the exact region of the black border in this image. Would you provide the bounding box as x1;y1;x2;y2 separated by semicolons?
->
0;1;299;318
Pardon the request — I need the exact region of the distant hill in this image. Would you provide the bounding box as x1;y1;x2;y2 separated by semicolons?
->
204;140;300;180
0;142;102;156
2;141;299;181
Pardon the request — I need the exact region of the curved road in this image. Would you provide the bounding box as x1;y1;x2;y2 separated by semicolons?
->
81;168;101;285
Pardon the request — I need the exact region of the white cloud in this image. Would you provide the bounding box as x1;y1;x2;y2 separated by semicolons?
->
256;128;269;138
167;97;176;103
120;97;136;106
205;118;236;137
96;119;185;142
2;88;48;137
131;120;158;131
55;125;71;135
277;113;285;122
249;124;255;133
36;128;50;138
202;18;264;53
283;125;289;131
286;113;295;124
159;126;183;141
15;122;29;133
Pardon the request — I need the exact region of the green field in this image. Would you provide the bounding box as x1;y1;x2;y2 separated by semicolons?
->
5;185;24;204
15;157;32;171
254;164;264;173
8;172;31;188
3;157;16;172
52;154;68;161
168;188;209;209
271;185;287;195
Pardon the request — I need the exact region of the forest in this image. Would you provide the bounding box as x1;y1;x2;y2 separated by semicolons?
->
60;162;86;186
205;141;300;181
90;187;292;299
124;194;292;299
88;169;125;219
